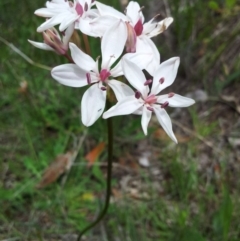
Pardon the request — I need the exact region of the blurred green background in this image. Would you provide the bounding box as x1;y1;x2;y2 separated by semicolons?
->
1;0;240;240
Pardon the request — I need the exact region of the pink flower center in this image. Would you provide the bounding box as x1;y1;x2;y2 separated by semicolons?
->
145;94;157;105
75;2;83;16
134;19;143;36
100;69;111;82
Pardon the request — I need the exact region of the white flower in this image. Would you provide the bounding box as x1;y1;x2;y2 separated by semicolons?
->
103;58;195;143
91;1;173;75
28;25;74;55
51;20;130;126
35;0;98;36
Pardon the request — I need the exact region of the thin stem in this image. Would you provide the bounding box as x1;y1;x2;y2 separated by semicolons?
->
82;33;91;56
77;104;113;241
64;53;74;63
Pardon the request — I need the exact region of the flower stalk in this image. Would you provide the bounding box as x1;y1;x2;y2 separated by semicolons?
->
77;100;114;241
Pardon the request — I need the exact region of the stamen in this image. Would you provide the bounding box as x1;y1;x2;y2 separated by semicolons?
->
159;77;164;84
86;73;91;84
135;91;141;99
144;79;152;86
138;6;145;12
101;86;107;91
147;106;154;111
168;92;175;98
161;101;169;109
84;2;88;11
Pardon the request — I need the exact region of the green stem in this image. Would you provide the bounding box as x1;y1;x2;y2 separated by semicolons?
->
77;105;113;241
82;33;91;56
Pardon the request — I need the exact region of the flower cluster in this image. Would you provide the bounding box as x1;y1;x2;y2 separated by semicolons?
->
29;0;195;143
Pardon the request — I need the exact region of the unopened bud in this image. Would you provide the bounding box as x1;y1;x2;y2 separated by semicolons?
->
43;29;67;55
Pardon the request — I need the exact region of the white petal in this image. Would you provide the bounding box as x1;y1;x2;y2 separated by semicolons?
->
157;94;195;107
110;60;123;77
141;106;152;135
153;107;177;143
69;43;96;71
108;79;134;101
103;96;142;119
78;17;100;37
90;16;118;37
28;40;54;51
37;13;69;32
81;84;106;126
123;52;152;72
101;20;127;69
136;37;160;75
51;64;88;87
151;57;180;95
34;8;60;17
95;1;127;20
125;1;144;25
122;58;149;98
62;23;75;45
59;13;78;31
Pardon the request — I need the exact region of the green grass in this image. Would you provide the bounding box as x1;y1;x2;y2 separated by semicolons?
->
1;0;240;240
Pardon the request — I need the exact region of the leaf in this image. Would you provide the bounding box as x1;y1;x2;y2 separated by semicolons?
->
36;151;75;189
85;142;105;166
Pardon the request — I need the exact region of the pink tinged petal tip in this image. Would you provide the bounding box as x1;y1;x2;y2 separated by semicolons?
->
135;91;141;99
86;73;91;84
161;101;169;108
144;79;152;86
100;69;111;82
134;19;143;36
159;77;165;84
126;22;137;53
75;3;83;16
147;106;154;111
168;92;175;98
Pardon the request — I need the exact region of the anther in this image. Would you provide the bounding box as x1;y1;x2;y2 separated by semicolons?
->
144;79;152;86
135;91;141;99
138;6;145;12
159;77;164;84
84;2;88;11
86;73;91;85
101;86;107;91
161;101;169;109
168;92;175;98
147;106;154;111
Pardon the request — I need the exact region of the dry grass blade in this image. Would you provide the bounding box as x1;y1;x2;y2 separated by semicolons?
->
0;36;51;71
36;151;76;189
